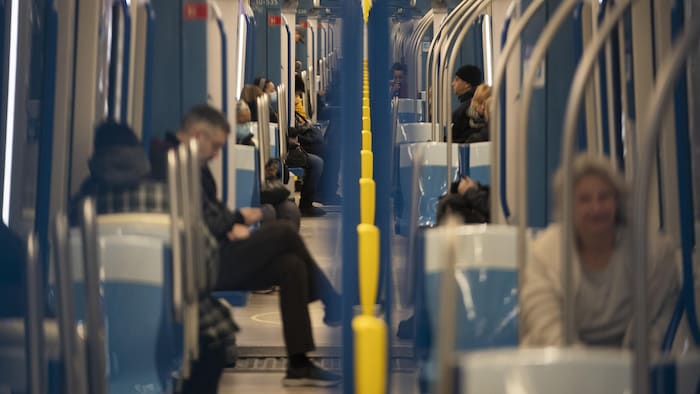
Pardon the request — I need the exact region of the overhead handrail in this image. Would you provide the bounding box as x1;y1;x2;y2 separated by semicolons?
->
661;0;700;350
517;0;593;312
177;143;199;364
444;0;492;187
435;214;459;394
403;144;425;308
166;151;183;323
117;0;131;122
257;94;271;186
426;0;472;137
557;1;646;391
79;198;108;394
142;1;156;154
630;9;700;391
211;2;229;204
277;84;288;159
489;0;546;226
52;212;85;394
409;10;433;97
25;232;44;394
495;1;516;222
442;1;487;129
166;149;189;378
283;20;294;129
35;0;58;288
430;0;476;130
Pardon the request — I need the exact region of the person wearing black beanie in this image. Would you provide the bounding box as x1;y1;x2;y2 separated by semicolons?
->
451;64;483;142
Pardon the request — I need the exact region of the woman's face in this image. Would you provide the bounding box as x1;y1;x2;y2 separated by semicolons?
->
573;174;618;237
264;81;276;94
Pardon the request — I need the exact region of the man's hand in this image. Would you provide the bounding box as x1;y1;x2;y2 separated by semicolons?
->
457;176;477;196
227;224;251;241
239;207;263;225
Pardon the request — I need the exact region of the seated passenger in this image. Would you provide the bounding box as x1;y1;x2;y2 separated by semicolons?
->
464;84;492;143
235;100;255;146
152;105;342;387
288;75;326;217
235;99;301;230
70;120;237;394
390;62;408;98
436;175;490;225
241;83;278;123
521;154;680;350
254;77;280;119
450;65;483;143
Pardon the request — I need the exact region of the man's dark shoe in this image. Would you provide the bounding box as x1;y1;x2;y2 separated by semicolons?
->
283;363;341;387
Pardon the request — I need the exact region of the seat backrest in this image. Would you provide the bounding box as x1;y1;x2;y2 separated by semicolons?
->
226;144;260;210
250;123;279;158
68;215;180;392
396;142;459;235
423;224;520;349
395;98;425;124
458;141;491;185
459;348;632;394
398;123;433;144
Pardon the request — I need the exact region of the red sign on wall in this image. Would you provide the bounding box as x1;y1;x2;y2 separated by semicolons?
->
183;3;208;21
268;15;282;25
298;21;309;29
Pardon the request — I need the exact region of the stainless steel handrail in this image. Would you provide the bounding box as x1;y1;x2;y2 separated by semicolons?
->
166;149;188;378
25;232;44;394
177;144;199;363
444;0;492;188
278;84;288;159
517;1;592;330
435;215;459;394
559;0;637;386
52;213;85;394
79;198;107;394
489;0;546;226
427;0;472;137
630;17;700;394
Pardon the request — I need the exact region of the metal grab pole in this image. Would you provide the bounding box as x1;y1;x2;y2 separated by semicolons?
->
517;2;591;341
558;0;643;390
440;0;486;131
443;0;492;191
489;0;546;226
80;198;107;394
427;0;471;135
630;18;700;393
52;213;85;394
25;233;44;394
277;84;288;159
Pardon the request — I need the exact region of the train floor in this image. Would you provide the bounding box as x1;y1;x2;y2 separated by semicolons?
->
218;204;420;393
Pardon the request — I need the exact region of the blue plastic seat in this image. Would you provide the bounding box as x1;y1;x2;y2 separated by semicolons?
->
419;224;520;392
69;214;180;393
395;142;460;235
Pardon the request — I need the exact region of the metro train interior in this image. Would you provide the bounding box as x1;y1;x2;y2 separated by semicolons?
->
1;0;700;393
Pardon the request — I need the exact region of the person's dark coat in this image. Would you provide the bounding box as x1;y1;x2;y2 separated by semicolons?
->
437;181;490;224
451;89;483;143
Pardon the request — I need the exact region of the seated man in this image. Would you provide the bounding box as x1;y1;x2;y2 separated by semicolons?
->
451;65;483;143
152;105;342;387
70;120;237;394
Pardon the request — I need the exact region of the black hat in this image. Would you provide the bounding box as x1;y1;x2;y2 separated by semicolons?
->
455;65;483;87
93;120;140;152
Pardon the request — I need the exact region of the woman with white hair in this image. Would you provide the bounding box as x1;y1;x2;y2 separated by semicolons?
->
521;154;681;350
